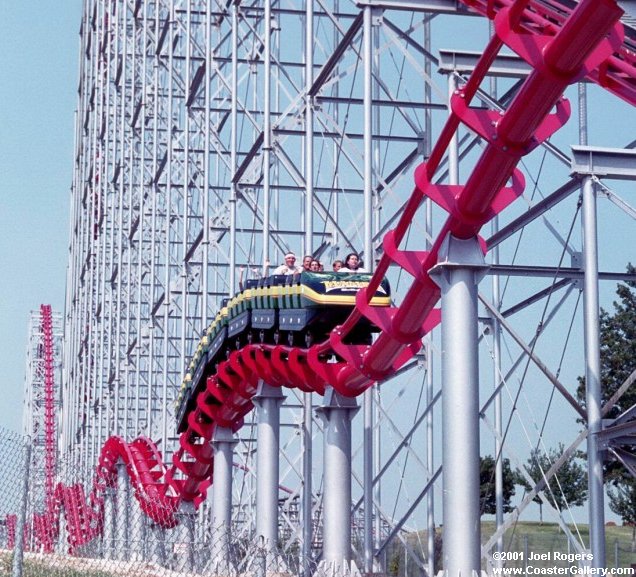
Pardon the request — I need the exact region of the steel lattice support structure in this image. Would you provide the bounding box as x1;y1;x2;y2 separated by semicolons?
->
64;0;443;546
60;0;636;573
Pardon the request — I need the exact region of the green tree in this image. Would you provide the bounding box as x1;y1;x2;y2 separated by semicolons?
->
576;265;636;446
576;266;636;514
518;444;588;523
608;477;636;550
480;455;521;515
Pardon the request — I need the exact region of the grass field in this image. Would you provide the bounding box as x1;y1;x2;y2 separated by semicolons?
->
482;521;636;569
390;522;636;575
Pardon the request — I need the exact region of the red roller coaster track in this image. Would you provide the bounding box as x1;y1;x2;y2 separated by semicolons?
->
13;310;180;552
19;0;634;553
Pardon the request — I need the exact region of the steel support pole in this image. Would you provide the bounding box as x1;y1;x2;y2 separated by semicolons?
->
254;381;285;555
425;338;436;577
12;438;31;577
424;17;435;576
263;0;272;267
363;6;374;574
488;29;505;559
210;426;238;574
304;0;314;253
115;460;130;561
303;7;315;571
577;81;605;567
493;246;504;564
582;174;605;566
314;387;359;576
430;234;486;577
302;391;313;577
202;1;211;327
229;4;239;294
161;3;175;453
447;74;459;186
373;11;383;568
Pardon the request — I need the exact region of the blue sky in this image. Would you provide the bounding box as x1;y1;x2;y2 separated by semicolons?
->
0;2;81;432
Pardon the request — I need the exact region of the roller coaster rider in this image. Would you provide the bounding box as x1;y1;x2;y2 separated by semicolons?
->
273;252;303;275
340;252;366;272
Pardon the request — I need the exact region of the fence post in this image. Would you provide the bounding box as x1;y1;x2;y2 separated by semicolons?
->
12;437;31;577
614;539;619;569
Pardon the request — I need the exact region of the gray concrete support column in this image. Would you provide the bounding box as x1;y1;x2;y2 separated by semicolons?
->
56;511;68;555
314;387;360;577
115;461;130;561
210;426;238;575
148;522;166;566
253;381;286;554
102;487;116;560
430;234;487;577
129;492;146;561
174;501;196;572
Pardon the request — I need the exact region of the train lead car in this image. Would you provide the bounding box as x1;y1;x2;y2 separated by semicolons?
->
175;271;391;432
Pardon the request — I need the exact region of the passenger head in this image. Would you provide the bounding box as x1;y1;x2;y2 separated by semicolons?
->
302;255;313;270
284;252;297;266
309;259;321;272
344;253;360;270
332;260;343;272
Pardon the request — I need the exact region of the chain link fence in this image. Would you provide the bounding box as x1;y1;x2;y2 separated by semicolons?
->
5;422;635;577
0;428;29;577
0;426;320;577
